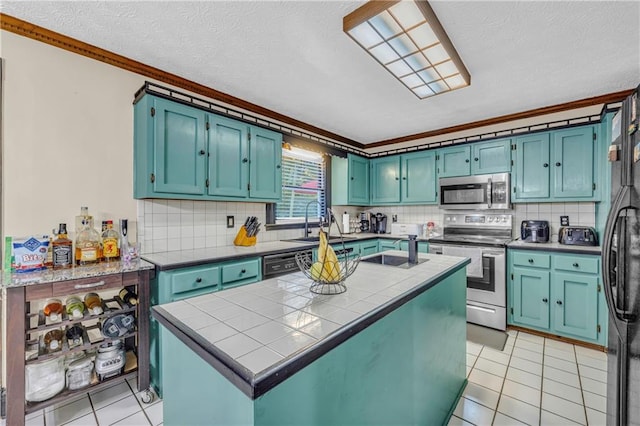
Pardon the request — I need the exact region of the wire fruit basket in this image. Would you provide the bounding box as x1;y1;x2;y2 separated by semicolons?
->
295;209;360;295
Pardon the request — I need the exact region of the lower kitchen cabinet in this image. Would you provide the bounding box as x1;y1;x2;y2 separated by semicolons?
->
508;249;606;345
150;257;261;396
359;240;379;256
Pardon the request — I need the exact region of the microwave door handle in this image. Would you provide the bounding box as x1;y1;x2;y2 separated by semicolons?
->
487;178;492;208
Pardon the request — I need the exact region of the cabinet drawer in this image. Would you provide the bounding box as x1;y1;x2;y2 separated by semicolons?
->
222;259;260;286
555;255;599;274
512;252;551;269
169;266;219;296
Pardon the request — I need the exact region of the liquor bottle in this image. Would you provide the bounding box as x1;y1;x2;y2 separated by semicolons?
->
44;232;54;268
84;292;104;315
101;220;120;262
118;287;138;306
43;298;63;321
65;295;85;319
52;223;73;269
75;206;94;236
65;325;84;347
75;219;102;266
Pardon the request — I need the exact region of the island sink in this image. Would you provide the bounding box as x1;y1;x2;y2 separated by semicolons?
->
361;253;428;268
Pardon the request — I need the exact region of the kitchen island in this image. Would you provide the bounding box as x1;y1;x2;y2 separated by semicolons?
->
152;251;469;425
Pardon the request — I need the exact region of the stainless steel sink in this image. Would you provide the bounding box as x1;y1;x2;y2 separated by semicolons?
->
360;254;428;269
285;235;356;243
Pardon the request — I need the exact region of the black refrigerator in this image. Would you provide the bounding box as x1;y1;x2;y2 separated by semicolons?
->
603;84;640;426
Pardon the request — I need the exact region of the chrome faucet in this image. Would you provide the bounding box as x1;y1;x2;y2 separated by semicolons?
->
304;200;321;238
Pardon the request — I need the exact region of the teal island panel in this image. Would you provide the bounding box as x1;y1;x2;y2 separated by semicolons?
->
159;267;467;426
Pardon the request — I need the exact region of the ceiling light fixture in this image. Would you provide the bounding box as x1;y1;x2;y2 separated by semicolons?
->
344;0;470;99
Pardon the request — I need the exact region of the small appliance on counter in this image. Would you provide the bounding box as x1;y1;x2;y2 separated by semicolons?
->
558;226;598;246
391;223;423;237
359;212;370;232
520;220;550;243
371;213;388;234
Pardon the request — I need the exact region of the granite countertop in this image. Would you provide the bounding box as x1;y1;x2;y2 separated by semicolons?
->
151;251;469;398
141;234;431;270
507;240;601;255
1;259;155;288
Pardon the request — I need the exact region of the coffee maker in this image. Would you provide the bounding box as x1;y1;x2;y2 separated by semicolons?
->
359;212;370;232
371;213;388;234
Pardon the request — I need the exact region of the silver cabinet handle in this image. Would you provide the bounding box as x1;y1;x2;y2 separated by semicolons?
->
74;280;106;289
487;178;492;208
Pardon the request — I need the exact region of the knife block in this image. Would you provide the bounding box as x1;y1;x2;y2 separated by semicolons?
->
233;226;257;247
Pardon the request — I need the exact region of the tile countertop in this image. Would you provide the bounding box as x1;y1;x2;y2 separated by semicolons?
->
507;240;601;255
0;259;155;288
151;251;469;399
141;234;429;271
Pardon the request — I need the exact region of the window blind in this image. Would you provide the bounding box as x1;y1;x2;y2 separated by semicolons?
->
276;148;326;223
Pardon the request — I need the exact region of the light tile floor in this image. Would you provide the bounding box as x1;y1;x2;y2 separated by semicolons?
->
7;329;607;425
452;329;608;426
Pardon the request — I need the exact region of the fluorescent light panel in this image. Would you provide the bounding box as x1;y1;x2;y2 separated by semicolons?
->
344;0;470;99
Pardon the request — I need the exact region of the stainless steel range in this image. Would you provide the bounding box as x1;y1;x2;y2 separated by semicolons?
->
428;213;512;330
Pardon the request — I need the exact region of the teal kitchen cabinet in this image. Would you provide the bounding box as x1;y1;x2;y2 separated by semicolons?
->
134;96;208;197
471;139;511;175
331;154;370;206
370;156;401;204
134;94;282;202
359;239;380;256
507;249;606;345
437;145;471;178
399;240;429;253
513;125;598;202
513;132;551;200
378;240;400;251
402;151;438;204
551;126;596;199
150;258;261;396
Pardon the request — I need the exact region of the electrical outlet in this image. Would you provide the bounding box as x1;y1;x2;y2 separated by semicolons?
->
560;215;569;226
227;216;235;228
392;214;398;223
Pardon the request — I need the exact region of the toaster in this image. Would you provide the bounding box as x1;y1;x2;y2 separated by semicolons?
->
558;227;598;246
520;220;550;243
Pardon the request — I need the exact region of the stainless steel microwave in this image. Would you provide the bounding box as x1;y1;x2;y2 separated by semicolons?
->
439;173;510;210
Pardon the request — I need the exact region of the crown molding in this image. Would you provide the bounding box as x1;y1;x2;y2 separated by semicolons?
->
0;13;364;149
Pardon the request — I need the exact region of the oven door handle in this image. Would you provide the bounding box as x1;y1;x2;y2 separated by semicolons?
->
487;178;492;208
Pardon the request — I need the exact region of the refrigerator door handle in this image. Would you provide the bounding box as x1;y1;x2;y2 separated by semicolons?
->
603;185;637;324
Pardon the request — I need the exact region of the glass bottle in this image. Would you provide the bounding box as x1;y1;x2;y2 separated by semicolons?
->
53;223;73;269
118;287;138;306
84;292;103;315
75;206;94;236
75;219;102;266
44;329;63;353
65;295;85;319
44;232;54;268
43;298;63;321
101;220;120;262
65;324;85;348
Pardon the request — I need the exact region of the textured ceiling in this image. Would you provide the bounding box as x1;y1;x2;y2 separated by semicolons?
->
2;1;639;144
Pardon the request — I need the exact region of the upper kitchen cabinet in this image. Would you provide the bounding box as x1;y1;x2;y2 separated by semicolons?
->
369;151;438;205
437;139;511;178
437;145;470;177
332;154;370;206
134;94;282;202
471;139;512;175
370;156;401;204
402;151;437;204
134;96;208;196
513;125;598;202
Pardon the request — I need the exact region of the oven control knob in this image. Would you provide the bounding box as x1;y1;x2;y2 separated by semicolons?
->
446;217;451;222
501;217;507;223
488;217;494;222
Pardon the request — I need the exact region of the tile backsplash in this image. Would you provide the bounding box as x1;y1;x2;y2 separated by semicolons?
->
138;200;596;254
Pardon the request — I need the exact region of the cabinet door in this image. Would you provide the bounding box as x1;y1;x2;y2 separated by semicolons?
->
552;126;595;199
370;156;400;204
512;267;550;329
207;115;249;197
249;126;282;200
438;146;470;177
514;133;550;200
553;272;598;341
471;139;511;175
359;240;379;256
379;240;400;252
402;151;437;204
153;98;207;194
348;154;370;205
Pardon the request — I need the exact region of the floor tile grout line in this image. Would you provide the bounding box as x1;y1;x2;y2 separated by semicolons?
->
575;344;590;426
125;379;154;426
490;330;517;426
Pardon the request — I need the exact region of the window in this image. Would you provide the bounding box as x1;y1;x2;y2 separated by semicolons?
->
274;147;327;224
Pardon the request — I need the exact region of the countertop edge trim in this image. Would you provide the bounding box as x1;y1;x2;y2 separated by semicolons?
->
152;258;469;399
